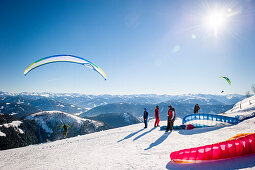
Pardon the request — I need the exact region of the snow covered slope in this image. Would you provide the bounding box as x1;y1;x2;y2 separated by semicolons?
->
223;95;255;117
0;114;41;150
25;111;106;141
0;97;255;169
26;111;103;129
0;120;24;136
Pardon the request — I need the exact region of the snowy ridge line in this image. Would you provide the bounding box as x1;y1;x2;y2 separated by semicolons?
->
27;111;97;123
0;121;24;137
26;111;104;129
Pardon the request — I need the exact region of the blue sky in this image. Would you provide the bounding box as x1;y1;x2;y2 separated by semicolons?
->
0;0;255;95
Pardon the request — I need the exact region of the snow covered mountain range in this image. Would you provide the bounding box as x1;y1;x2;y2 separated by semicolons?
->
0;109;141;150
0;95;254;169
0;114;40;150
0;91;244;119
0;94;87;118
0;91;244;106
0;111;109;150
0;91;247;151
84;112;141;129
25;111;107;141
81;102;234;121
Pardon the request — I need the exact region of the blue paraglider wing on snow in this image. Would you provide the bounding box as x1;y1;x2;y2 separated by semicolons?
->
235;112;255;122
182;113;239;128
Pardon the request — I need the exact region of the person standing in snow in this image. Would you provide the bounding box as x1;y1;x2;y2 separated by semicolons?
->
143;108;148;128
60;124;70;138
194;104;200;113
154;105;160;127
63;124;68;138
166;105;176;132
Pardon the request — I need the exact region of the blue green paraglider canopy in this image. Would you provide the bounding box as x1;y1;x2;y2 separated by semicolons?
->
220;76;231;85
24;55;107;80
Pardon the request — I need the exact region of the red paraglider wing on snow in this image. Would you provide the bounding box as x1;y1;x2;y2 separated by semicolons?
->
170;133;255;163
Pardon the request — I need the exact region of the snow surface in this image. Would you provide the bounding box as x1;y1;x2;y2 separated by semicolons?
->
0;130;6;137
221;95;255;118
10;112;18;116
1;97;255;169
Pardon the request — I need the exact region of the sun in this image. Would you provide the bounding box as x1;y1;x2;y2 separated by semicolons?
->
204;8;227;38
191;2;241;40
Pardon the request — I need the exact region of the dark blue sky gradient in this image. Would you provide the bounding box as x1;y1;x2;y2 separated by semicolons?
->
0;0;255;94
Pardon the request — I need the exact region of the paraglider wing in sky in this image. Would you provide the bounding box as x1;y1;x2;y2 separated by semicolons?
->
220;76;231;85
24;55;107;80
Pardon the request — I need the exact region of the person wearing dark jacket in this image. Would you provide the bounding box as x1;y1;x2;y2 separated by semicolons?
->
194;104;200;113
143;108;148;128
154;105;160;127
60;124;70;138
166;105;176;132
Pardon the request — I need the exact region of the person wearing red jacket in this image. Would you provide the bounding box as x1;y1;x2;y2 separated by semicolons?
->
166;105;176;132
154;105;160;127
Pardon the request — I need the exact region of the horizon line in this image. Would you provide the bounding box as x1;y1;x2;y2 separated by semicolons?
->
0;90;245;96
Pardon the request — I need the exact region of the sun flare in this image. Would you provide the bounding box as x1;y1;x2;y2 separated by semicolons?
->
204;9;227;37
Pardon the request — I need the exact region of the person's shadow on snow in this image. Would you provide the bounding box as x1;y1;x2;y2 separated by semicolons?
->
166;153;255;170
133;127;157;141
144;132;170;150
117;128;145;142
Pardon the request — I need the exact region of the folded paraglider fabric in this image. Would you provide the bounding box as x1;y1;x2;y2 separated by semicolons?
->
170;133;255;163
182;114;239;128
